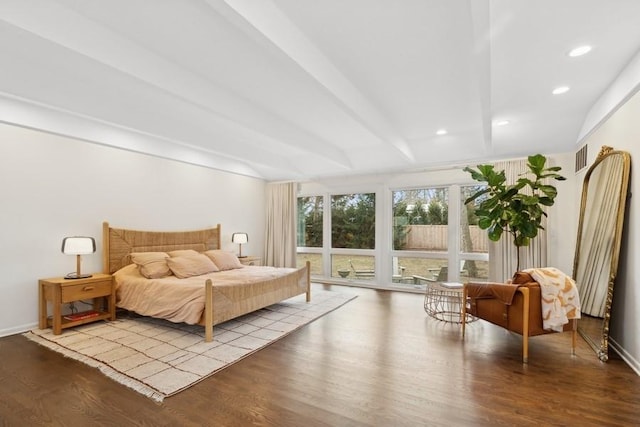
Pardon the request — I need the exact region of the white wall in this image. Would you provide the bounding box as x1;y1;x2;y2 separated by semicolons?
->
579;90;640;372
543;152;577;276
0;124;266;337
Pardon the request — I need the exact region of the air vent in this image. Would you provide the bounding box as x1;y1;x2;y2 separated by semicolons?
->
575;145;588;173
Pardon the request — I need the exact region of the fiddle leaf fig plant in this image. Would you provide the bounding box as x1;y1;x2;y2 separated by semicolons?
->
463;154;566;271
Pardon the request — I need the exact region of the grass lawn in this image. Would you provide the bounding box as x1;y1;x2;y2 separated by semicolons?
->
296;253;488;283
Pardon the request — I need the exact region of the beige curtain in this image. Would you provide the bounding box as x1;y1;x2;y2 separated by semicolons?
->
264;182;297;267
488;159;548;282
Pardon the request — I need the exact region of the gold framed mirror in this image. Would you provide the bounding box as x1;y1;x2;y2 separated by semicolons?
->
572;146;631;362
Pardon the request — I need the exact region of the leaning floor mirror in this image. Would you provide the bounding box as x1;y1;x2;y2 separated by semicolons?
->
573;146;631;362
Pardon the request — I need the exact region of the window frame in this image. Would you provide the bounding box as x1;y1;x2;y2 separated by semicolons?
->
296;181;489;287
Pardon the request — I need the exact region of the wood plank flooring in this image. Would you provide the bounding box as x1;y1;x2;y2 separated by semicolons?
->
1;283;639;426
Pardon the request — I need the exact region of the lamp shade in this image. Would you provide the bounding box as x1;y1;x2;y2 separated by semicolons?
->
231;233;248;244
61;236;96;255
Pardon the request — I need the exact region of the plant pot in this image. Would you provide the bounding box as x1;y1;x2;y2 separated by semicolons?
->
337;270;350;278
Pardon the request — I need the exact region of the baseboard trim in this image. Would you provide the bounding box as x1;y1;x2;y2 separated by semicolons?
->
610;337;640;376
313;278;426;294
0;322;38;338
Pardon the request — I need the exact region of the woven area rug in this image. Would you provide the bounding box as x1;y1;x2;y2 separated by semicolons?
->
25;289;356;402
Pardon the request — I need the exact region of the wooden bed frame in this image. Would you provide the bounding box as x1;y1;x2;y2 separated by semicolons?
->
102;222;311;342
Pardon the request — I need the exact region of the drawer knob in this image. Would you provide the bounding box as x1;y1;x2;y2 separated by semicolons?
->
83;286;95;291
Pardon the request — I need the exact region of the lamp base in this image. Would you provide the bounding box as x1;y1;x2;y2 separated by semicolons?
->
238;256;247;258
64;273;93;279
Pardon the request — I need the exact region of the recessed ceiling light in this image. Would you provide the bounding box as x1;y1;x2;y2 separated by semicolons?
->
494;120;510;126
552;86;570;95
568;45;592;57
436;129;447;136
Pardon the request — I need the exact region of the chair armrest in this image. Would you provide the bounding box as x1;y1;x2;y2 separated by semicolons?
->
465;282;521;305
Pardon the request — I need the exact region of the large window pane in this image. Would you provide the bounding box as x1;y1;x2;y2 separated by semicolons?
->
331;193;375;249
460;260;489;282
296;253;323;276
297;196;323;247
298;184;488;288
460;186;490;282
332;254;375;280
392;256;448;287
392;188;449;251
460;186;488;253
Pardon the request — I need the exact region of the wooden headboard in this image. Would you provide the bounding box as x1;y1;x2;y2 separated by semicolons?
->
102;221;221;274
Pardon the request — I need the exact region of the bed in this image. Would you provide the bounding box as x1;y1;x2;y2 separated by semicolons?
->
102;222;311;342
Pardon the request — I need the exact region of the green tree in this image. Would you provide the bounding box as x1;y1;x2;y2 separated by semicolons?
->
464;185;485;226
393;199;410;249
426;199;447;224
331;193;375;249
298;196;323;247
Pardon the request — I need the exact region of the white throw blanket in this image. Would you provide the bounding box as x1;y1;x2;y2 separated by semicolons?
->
524;267;581;332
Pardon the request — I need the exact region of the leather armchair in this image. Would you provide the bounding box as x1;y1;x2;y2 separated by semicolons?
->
461;272;577;363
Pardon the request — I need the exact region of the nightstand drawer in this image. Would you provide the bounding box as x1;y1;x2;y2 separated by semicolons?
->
61;279;112;302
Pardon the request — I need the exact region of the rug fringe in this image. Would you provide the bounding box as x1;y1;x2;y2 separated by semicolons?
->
23;291;356;402
24;332;165;402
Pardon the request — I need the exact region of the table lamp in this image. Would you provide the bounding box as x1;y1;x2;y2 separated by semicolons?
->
61;236;96;279
231;232;248;258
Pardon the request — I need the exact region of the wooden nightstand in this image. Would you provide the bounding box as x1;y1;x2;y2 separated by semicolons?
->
39;273;116;335
239;256;262;266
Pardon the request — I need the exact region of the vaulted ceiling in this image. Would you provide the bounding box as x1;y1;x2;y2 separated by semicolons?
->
2;1;640;181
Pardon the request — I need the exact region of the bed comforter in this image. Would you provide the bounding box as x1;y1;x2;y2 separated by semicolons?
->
114;264;305;325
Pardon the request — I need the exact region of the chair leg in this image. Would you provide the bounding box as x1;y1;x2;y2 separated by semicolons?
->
571;319;577;356
461;285;467;338
520;287;530;364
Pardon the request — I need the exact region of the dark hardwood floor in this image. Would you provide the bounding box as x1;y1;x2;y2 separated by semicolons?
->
1;283;639;426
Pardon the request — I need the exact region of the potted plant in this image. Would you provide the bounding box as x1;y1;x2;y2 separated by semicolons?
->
337;269;351;278
463;154;565;272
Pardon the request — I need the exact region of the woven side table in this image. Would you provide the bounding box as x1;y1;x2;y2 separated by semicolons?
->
424;282;475;324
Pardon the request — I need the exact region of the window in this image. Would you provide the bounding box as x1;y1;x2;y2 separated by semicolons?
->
332;254;375;281
297;182;489;287
392;256;447;284
296;196;323;274
331;193;375;249
392;188;449;251
297;196;323;247
460;185;489;281
297;252;323;276
392;188;449;288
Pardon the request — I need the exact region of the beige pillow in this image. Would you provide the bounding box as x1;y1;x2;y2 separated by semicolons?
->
204;250;244;271
166;253;219;278
130;252;172;279
168;249;200;258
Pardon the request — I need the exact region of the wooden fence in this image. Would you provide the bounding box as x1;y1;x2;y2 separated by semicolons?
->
404;225;488;252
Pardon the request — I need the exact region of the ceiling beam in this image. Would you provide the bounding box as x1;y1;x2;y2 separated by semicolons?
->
469;0;492;153
0;0;352;173
215;0;415;163
0;93;264;178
